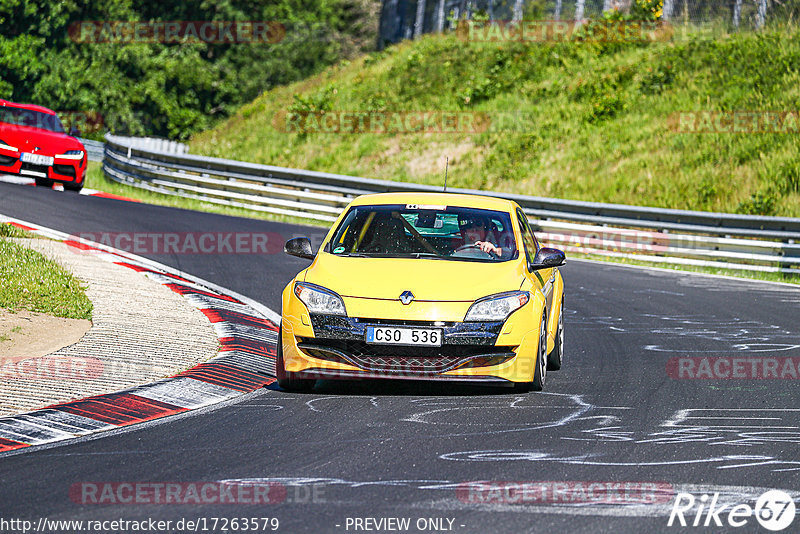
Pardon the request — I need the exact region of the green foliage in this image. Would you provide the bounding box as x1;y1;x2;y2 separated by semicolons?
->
630;0;664;21
0;0;378;140
737;191;778;215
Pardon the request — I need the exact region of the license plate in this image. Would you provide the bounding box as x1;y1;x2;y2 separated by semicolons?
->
20;152;54;166
365;326;442;346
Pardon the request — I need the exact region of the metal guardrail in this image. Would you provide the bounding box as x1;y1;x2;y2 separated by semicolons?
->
107;135;189;155
78;138;105;162
103;134;800;275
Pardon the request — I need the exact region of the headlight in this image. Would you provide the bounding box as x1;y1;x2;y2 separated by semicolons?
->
0;140;18;151
464;291;529;322
57;150;84;159
294;282;346;316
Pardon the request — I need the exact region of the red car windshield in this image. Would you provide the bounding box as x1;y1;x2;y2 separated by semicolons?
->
0;106;66;134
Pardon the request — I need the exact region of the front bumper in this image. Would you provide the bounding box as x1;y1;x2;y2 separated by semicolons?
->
282;314;541;384
0;150;85;183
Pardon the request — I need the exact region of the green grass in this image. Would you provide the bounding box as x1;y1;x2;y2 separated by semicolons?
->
0;224;93;320
188;24;800;217
0;223;30;239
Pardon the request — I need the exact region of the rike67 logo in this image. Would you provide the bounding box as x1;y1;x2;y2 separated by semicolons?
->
668;490;796;531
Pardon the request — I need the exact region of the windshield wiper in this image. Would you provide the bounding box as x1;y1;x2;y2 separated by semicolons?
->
412;252;451;260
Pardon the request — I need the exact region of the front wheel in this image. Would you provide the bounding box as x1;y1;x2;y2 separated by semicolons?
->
514;310;548;392
63;179;84;192
276;325;315;393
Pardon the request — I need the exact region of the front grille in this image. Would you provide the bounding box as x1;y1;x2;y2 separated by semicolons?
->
298;338;514;374
19;162;48;176
52;164;75;178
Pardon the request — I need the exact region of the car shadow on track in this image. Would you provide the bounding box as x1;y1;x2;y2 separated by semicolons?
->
266;379;520;397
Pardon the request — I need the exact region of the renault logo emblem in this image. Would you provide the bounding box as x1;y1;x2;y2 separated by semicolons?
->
399;291;414;305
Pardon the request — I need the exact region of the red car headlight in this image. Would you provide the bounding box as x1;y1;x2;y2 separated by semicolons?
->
56;149;85;160
0;139;19;152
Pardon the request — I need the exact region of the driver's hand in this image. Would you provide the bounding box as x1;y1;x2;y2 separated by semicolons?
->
475;241;499;255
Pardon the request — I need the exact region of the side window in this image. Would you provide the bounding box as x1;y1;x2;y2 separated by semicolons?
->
517;210;539;267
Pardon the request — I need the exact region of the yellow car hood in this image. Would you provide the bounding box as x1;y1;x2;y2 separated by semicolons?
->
305;253;524;301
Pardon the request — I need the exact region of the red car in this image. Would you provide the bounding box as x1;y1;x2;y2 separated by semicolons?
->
0;99;87;192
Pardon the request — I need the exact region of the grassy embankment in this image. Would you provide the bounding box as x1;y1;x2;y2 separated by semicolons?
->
190;26;800;216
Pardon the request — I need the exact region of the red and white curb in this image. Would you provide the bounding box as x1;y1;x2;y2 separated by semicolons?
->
0;174;139;202
0;215;280;454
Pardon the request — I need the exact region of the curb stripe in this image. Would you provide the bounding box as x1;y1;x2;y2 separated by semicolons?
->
177;364;273;392
219;336;277;356
56;394;187;426
7;222;36;231
113;263;198;285
199;308;278;329
164;283;242;303
0;438;28;452
132;378;242;409
15;410;116;434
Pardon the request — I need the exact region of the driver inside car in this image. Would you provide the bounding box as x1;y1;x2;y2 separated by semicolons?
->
459;217;509;258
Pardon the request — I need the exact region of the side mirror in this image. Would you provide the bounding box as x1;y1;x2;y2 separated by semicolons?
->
69;125;81;137
284;237;315;260
529;247;565;271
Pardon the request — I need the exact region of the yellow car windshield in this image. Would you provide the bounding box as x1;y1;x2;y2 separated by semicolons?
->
327;204;517;262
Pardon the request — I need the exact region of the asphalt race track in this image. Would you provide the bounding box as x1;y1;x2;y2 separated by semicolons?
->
2;181;799;533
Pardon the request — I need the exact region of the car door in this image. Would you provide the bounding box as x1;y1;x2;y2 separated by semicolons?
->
517;209;555;313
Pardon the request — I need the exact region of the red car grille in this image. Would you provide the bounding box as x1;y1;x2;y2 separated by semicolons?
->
52;164;75;178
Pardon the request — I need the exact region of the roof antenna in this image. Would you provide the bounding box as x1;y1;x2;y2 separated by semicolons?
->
443;156;449;192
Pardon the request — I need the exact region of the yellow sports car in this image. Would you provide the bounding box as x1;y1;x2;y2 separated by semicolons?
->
278;192;565;392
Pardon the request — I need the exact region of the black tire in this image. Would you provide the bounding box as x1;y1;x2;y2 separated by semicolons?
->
34;178;54;188
514;310;548;392
276;325;315;393
547;298;564;371
63;180;84;192
531;310;548;391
